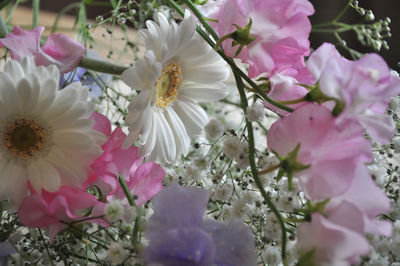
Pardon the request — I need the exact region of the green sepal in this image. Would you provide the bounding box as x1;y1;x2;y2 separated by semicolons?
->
304;84;345;116
296;199;330;221
297;249;316;266
274;143;310;190
230;19;257;56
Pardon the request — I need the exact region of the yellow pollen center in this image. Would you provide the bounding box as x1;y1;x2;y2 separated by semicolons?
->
3;119;46;159
154;64;182;108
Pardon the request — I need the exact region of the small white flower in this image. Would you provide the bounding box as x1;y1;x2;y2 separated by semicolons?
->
231;199;248;220
235;142;249;169
222;136;241;160
204;118;224;140
262;246;281;266
264;214;281;241
368;164;387;187
220;206;231;220
246;102;265;121
105;242;128;265
193;155;209;171
213;185;232;202
105;200;125;222
123;205;137;224
184;164;201;181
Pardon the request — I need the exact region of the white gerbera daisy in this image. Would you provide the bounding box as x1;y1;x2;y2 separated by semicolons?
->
122;11;229;163
0;57;104;206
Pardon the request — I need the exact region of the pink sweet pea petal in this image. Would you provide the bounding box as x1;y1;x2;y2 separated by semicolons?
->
0;26;85;73
129;162;165;206
267;103;372;200
91;111;112;137
210;0;314;77
41;33;85;73
297;213;370;266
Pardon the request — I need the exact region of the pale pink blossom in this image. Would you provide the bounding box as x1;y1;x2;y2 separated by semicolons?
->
307;43;400;144
263;67;314;115
267;103;372;200
89;112;165;206
326;164;392;237
297;213;370;266
0;26;85;73
210;0;314;77
18;186;107;242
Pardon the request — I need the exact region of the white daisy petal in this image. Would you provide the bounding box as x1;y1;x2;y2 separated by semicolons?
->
124;11;229;164
0;58;104;207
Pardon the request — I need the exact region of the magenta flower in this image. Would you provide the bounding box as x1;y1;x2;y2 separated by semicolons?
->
210;0;314;77
307;43;400;144
0;26;85;73
267;103;372;200
18;186;107;242
89;112;165;206
142;183;257;266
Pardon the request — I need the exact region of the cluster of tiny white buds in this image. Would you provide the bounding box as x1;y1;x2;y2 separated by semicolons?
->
104;242;128;265
123;205;137;224
104;199;125;222
222;135;242;160
246;102;265;122
204;118;224;140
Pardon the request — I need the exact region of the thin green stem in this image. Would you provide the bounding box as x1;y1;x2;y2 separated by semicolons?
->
0;13;8;37
118;175;136;207
38;229;55;266
5;0;20;24
32;0;40;28
233;71;288;265
51;2;81;32
276;97;307;105
333;0;352;23
78;57;128;75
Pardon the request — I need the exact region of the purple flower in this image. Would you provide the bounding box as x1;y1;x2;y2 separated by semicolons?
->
0;241;16;266
142;183;257;266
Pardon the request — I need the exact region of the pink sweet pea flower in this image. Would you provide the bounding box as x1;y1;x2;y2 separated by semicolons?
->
18;186;107;243
0;26;85;73
307;43;400;144
326;164;392;237
263;67;314;115
210;0;314;77
89;112;165;206
297;213;370;266
267;103;372;200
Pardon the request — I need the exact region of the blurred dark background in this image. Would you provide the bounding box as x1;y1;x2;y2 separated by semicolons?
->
20;0;400;72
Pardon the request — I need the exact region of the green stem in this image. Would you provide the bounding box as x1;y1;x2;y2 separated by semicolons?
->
233;70;288;265
5;0;21;24
118;175;142;245
51;2;81;33
32;0;40;28
0;13;8;37
118;175;136;207
276;97;307;105
38;229;55;266
78;57;128;75
333;0;352;23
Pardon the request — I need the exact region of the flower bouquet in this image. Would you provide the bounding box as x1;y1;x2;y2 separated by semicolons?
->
0;0;399;265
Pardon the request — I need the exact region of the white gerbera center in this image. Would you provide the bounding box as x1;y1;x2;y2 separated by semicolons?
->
154;63;182;108
3;118;49;160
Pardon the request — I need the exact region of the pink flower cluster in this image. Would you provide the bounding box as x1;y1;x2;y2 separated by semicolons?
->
268;102;393;264
209;0;314;78
18;112;165;242
0;26;85;73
